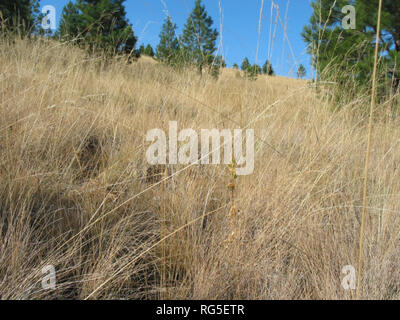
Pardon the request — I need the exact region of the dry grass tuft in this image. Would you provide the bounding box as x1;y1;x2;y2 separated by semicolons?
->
1;37;400;299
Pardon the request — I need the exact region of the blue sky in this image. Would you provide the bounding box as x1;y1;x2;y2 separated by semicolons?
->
40;0;314;78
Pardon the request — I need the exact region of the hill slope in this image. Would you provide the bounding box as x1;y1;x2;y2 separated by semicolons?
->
1;38;400;299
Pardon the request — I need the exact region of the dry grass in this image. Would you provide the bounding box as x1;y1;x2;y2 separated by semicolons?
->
1;37;400;300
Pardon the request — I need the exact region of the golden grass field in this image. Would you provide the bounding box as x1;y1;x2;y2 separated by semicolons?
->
2;37;400;299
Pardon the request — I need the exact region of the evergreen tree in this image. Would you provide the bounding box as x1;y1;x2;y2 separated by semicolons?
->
246;64;261;80
138;44;145;55
381;2;400;91
262;59;275;75
214;55;226;68
181;0;218;74
58;0;137;56
241;57;250;71
143;44;154;57
0;0;40;34
156;16;179;65
57;1;82;41
297;64;306;79
232;63;239;70
209;55;226;77
303;0;400;95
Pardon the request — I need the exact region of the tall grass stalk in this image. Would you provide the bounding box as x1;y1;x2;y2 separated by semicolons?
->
356;0;383;300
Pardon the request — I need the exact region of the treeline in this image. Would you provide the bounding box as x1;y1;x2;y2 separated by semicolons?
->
0;0;281;79
0;0;41;35
0;0;224;76
153;0;223;76
236;57;275;80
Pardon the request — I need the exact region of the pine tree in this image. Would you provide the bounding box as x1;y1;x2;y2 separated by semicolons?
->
382;2;400;52
57;1;82;41
0;0;40;34
181;0;218;74
144;44;155;57
297;64;306;79
213;55;225;68
209;55;226;77
303;0;371;84
262;59;274;75
58;0;137;56
303;0;400;95
381;2;400;90
246;64;261;80
241;57;250;71
156;16;179;65
138;44;145;55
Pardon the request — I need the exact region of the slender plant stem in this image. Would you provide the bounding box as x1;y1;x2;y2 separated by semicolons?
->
356;0;383;300
161;167;167;299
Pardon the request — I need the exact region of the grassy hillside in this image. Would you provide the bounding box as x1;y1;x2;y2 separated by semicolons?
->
2;38;400;299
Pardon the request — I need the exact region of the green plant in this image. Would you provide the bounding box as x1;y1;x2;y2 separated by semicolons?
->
181;0;218;75
57;0;137;56
303;0;400;102
0;0;41;36
156;16;179;66
297;64;306;79
245;64;261;80
241;57;250;71
262;59;275;75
